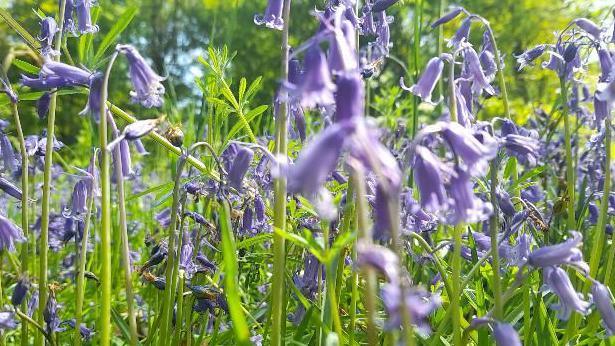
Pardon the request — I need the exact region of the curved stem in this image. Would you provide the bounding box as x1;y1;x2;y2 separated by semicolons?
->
9;102;29;346
37;2;67;344
14;308;55;346
270;1;291;345
99;51;119;346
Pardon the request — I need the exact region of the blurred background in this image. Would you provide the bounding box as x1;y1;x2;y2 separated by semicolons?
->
0;0;610;161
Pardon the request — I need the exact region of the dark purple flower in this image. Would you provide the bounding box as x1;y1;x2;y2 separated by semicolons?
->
413;146;450;212
448;167;492;224
296;45;335;108
119;139;134;179
0;215;25;252
528;232;587;272
59;319;94;341
493;323;521;346
372;11;391;58
38;17;59;57
196;254;217;273
574;18;602;40
448;17;472;48
479;49;497;82
75;0;98;34
62;0;76;34
431;7;464;28
228;145;253;191
11;278;29;306
544;266;590;320
598;47;613;82
328;14;358;73
37;92;51;119
371;0;399;12
592;282;615;335
403;57;443;104
291;104;306;141
44;290;60;334
515;44;547;71
335;72;364;122
441;122;496;175
116;44;165;108
356;242;399;282
360;5;376;35
155;208;172;228
64;179;89;220
254;0;284;30
497;190;516;217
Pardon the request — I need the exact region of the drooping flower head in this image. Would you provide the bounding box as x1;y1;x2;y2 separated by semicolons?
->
592;282;615;335
403;57;444;104
515;44;547;71
543;266;590;320
0;215;25;252
38;17;59;57
440;122;496;175
447;166;492;224
22;61;90;90
462;46;496;95
335;71;364;122
371;0;400;12
413;146;450;212
493;323;522;346
116;44;166;108
228;145;254;191
74;0;99;34
431;7;464;28
381;283;441;335
448;17;472;48
254;0;284;30
0;131;17;173
295;45;336;109
527;231;588;272
573;18;602;41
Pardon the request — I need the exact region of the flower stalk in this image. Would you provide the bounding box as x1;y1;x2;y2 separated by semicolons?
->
37;1;67;344
270;0;292;345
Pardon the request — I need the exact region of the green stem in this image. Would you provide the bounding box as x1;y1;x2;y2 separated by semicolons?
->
560;77;576;230
109;119;138;345
74;150;98;346
351;166;378;346
599;118;613;285
489;157;503;319
37;2;67;344
160;151;188;346
99;50;120;346
485;24;511;118
270;1;291;345
172;271;186;346
9;102;29;346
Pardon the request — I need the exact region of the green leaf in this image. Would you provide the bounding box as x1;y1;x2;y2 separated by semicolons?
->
0;8;40;53
512;165;545;190
93;6;138;63
12;59;39;74
244;76;262;101
503;156;518;180
236;233;272;249
111;307;132;342
219;201;251;345
226;105;267;141
238;77;247;104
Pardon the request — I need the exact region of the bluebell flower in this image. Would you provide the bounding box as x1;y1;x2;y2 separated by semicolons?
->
574;18;602;41
493;323;522;346
528;231;588;272
380;282;441;335
441;122;496;175
335;71;364;122
592;282;615;335
0;215;25;252
596;76;615;107
11;278;29;306
62;0;76;34
228;145;253;191
254;0;284;30
0;78;18;104
360;4;376;35
287;121;355;197
543;266;590;320
0;177;22;200
0;312;18;330
38;17;59;57
515;45;547;71
22;61;90;90
463;47;496;95
431;7;464;28
403;57;444;104
328;11;358;73
295;45;335;109
63;179;89;220
37;92;51;119
107;119;159;151
448;17;472;48
448;166;492;224
1;131;17;173
502;134;540;167
356;242;399;282
116;44;165;108
372;11;391;59
413;146;450;212
75;0;98;34
44;290;60;334
59;319;94;341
